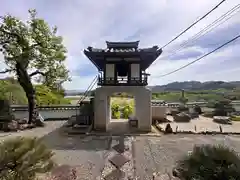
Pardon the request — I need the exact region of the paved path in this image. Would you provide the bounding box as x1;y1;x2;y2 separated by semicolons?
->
2;121;240;179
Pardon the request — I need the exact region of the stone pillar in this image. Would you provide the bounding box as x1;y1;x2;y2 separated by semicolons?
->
106;95;111;131
94;87;108;131
135;87;152;132
94;86;152;132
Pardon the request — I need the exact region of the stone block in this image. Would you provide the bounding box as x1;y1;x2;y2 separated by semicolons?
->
213;116;232;124
109;154;130;169
18;118;28;124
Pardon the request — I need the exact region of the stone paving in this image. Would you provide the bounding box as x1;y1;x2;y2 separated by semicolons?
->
2;121;240;179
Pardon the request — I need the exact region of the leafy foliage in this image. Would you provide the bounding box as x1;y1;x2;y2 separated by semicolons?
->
177;105;189;112
35;84;70;105
0;78;70;105
0;78;27;104
193;105;202;114
0;137;55;180
213;100;235;116
202;111;214;118
111;103;121;119
0;9;70;86
0;99;13;124
175;144;240;180
111;97;135;119
122;104;134;118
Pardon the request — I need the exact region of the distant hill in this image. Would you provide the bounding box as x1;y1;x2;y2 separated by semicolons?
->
64;90;94;96
64;90;84;96
149;81;240;92
65;81;240;95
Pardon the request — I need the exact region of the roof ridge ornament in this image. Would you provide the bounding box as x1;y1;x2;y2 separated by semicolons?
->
106;41;139;49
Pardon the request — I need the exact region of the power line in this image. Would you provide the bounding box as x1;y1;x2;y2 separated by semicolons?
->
160;0;227;49
77;75;97;105
160;4;240;60
152;34;240;78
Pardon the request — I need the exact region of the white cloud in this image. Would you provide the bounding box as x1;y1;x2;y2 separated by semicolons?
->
0;0;239;90
149;42;240;85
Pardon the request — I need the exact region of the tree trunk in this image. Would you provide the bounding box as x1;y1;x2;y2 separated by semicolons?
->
16;62;39;124
26;88;38;124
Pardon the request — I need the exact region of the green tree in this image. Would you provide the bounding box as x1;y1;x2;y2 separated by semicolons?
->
0;9;70;124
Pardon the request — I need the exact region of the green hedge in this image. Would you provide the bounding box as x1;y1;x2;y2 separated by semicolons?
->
231;116;240;121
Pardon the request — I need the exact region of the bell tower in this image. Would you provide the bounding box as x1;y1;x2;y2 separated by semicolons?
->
84;41;162;132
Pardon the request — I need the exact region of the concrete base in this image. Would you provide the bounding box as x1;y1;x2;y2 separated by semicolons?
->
94;86;152;132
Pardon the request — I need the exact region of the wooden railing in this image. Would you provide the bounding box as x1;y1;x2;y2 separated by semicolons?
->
98;76;148;86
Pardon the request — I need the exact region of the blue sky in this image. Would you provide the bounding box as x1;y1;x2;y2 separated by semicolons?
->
0;0;240;90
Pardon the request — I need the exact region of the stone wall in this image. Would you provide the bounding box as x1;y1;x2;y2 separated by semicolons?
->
9;101;239;121
11;105;79;120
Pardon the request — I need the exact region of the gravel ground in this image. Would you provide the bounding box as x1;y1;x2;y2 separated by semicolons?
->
161;115;240;133
133;134;240;179
2;121;240;179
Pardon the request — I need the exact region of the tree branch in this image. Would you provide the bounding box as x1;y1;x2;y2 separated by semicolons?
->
29;70;45;77
30;41;43;48
0;28;21;40
0;69;12;74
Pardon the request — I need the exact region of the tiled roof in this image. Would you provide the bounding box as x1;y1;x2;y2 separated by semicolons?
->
106;41;139;49
83;41;163;71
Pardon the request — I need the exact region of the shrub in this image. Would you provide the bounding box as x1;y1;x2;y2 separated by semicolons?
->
173;112;191;122
112;111;121;119
174;144;240;180
111;103;120;119
178;105;189;112
193;105;202;114
206;101;216;108
0;100;14;130
213;100;235;116
171;109;180;116
0;137;55;180
122;104;134;119
202;111;214;118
